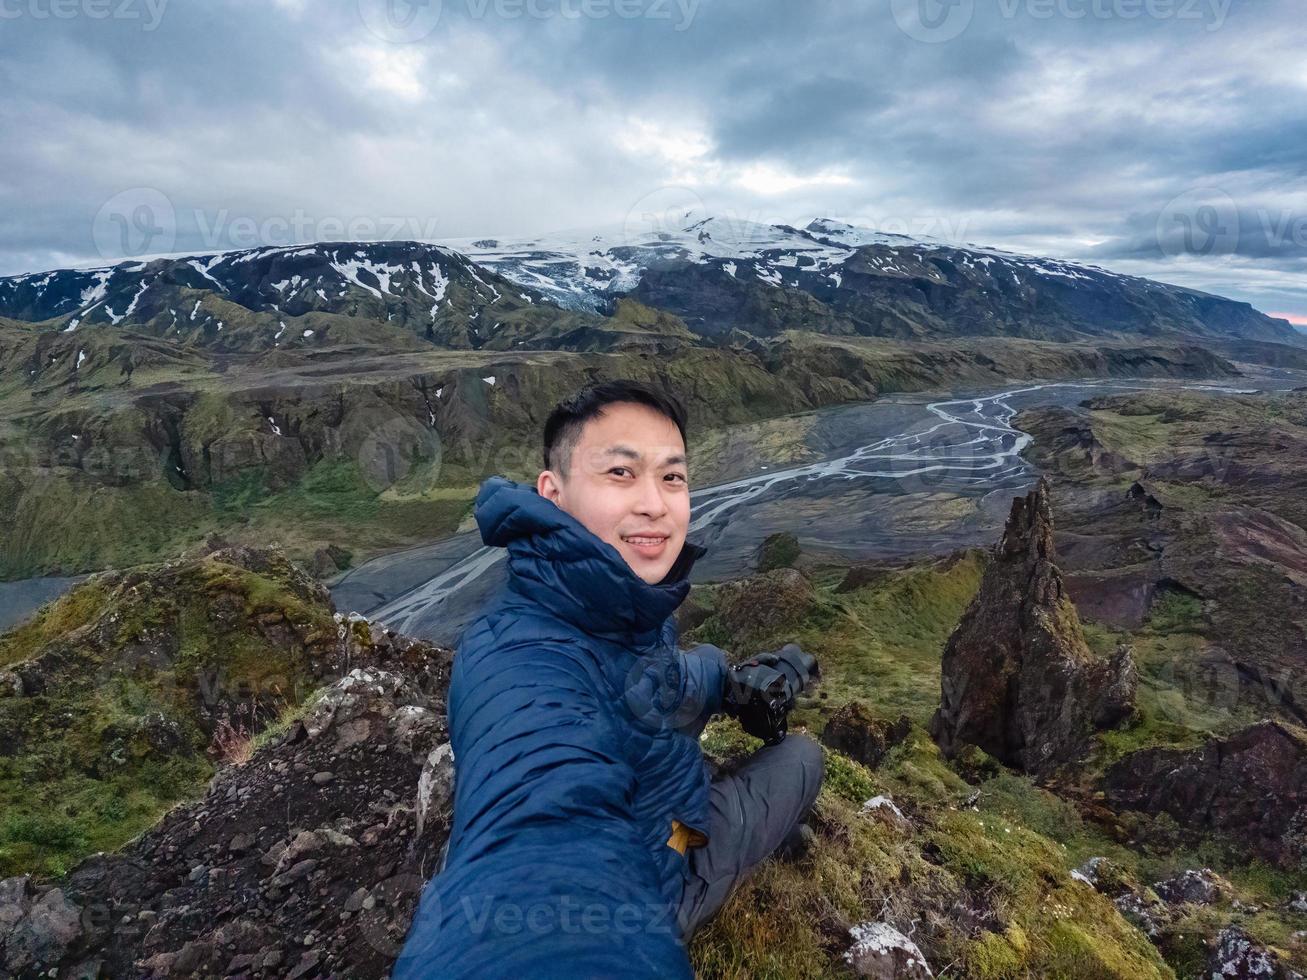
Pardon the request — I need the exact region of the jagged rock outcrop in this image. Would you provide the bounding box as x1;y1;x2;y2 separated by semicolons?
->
820;702;911;770
1104;720;1307;869
0;661;454;979
929;479;1137;775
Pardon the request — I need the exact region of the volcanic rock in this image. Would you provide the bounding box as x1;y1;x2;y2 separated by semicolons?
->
820;702;911;769
929;479;1137;775
1104;720;1307;869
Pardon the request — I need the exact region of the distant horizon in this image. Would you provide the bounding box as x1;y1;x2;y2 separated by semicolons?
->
0;212;1297;325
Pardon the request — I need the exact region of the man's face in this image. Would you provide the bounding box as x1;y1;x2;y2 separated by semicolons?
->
537;402;690;585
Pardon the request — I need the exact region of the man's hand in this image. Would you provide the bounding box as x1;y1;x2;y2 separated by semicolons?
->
721;643;820;745
763;643;819;696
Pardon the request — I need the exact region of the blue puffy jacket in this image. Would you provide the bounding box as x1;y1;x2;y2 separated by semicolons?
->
394;476;729;979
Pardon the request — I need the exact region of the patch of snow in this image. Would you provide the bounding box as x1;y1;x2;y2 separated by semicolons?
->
267;416;282;436
79;269;113;308
122;277;152;319
302;329;314;338
187;256;228;291
75;349;87;369
482;375;495;386
330;256;404;298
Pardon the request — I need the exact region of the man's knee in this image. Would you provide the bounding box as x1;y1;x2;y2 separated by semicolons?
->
787;733;824;807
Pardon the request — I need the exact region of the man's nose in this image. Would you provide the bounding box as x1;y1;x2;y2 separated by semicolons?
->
634;474;669;517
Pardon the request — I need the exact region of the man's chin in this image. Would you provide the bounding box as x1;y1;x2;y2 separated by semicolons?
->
617;545;676;585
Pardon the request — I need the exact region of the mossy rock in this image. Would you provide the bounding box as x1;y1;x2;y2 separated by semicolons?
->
757;531;802;573
706;568;821;653
0;542;339;877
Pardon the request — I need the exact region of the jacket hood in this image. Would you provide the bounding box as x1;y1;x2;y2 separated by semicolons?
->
474;476;706;643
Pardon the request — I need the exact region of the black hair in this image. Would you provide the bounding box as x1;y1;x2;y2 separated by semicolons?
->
543;380;688;475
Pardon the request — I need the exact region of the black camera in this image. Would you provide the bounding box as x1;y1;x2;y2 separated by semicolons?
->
721;645;818;745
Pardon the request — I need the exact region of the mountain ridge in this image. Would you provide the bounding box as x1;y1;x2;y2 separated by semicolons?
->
1;216;1298;350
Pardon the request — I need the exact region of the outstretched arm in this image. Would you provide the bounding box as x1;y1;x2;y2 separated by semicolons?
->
623;641;729;740
395;641;693;980
677;642;729;735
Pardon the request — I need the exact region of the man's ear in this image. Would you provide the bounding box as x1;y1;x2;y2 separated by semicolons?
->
537;469;563;504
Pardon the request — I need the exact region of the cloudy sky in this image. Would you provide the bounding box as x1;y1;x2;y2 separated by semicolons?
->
1;0;1303;321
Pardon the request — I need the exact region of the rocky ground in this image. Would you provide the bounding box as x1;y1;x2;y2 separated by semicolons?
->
3;385;1307;978
1018;389;1307;738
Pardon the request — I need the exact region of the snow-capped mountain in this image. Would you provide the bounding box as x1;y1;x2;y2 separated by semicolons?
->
443;215;1133;309
441;215;930;312
0;216;1298;348
0;241;555;350
443;214;1298;345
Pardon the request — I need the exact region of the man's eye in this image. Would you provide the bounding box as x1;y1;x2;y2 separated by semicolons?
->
608;467;631;477
665;472;687;484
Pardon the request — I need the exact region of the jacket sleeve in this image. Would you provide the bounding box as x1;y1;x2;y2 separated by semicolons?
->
394;641;693;980
677;643;729;737
623;641;729;740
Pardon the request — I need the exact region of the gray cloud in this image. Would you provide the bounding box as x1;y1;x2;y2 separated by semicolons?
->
0;0;1303;320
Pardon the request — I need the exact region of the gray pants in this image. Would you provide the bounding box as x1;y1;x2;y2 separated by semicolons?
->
676;734;824;939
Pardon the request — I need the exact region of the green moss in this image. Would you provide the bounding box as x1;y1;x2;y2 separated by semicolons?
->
1146;587;1205;634
964;926;1030;978
0;551;338;877
688;550;985;734
690;753;1174;980
0;578;111;666
878;727;970;808
757;533;802;573
821;746;877;804
1038;918;1168;979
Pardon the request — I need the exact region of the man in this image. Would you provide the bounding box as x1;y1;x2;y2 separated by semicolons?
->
395;380;823;978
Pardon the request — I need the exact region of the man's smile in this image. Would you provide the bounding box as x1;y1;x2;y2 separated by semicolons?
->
621;532;670;557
